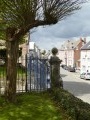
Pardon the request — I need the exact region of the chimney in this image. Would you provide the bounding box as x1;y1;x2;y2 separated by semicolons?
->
83;37;86;44
80;37;86;44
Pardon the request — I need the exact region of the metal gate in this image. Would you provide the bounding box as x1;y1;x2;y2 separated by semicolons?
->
0;53;50;94
26;53;50;92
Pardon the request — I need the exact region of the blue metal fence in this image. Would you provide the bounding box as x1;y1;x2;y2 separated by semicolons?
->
26;53;50;91
0;53;50;94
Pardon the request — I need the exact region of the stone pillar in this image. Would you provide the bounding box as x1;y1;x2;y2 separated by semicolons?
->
49;55;63;88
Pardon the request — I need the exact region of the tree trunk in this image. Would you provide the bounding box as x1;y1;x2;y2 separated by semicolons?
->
5;29;19;102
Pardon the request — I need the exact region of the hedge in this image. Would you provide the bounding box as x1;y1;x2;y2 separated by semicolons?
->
48;88;90;120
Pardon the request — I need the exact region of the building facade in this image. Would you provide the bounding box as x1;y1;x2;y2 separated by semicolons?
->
80;41;90;73
58;38;86;69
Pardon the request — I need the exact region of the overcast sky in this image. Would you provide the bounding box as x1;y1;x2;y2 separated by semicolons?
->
31;1;90;50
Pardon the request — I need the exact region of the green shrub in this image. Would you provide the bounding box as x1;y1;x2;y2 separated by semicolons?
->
48;88;90;120
0;96;6;106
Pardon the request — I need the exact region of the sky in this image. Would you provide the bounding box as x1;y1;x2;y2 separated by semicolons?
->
31;1;90;50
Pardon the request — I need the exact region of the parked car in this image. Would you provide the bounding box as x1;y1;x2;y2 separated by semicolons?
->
80;72;86;79
61;64;66;68
63;65;68;70
80;72;90;80
84;73;90;80
68;67;76;72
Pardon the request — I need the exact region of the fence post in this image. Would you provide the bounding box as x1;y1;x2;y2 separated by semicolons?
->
49;48;63;89
25;54;28;92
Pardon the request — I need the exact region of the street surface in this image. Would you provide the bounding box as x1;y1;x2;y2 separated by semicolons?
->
60;67;90;104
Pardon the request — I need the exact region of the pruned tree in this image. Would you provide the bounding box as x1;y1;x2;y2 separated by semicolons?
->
0;0;86;102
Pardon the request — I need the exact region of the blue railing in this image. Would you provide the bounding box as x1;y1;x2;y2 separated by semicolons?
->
26;53;50;91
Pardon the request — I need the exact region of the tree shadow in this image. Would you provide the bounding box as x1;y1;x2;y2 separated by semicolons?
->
0;93;64;120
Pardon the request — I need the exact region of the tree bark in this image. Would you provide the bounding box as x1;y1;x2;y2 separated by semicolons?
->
5;28;19;102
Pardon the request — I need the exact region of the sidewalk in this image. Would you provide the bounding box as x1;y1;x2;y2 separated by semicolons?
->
76;69;80;74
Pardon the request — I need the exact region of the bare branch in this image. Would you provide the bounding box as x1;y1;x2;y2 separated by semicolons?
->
0;0;87;40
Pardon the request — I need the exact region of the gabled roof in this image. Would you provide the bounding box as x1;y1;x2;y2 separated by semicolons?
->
81;41;90;50
60;39;81;50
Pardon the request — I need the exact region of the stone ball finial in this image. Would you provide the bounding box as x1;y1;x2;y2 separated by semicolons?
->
51;47;58;55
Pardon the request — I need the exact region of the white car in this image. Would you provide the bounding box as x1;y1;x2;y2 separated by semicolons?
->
80;72;86;79
84;73;90;80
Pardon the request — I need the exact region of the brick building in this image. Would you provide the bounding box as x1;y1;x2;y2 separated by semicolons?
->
58;38;86;69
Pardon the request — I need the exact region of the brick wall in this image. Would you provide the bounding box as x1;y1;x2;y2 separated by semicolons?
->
74;38;86;68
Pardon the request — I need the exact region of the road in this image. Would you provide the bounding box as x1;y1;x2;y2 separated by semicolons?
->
60;67;90;104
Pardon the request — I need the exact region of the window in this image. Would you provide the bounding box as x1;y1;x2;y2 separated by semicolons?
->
72;46;74;49
87;58;90;61
82;58;85;62
88;66;90;69
82;65;86;71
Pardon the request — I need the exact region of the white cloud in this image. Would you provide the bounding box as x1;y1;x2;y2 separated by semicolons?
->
31;2;90;50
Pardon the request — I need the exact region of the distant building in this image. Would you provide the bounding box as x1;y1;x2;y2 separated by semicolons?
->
18;34;29;66
80;41;90;73
58;38;86;69
57;49;67;65
28;42;41;58
19;43;28;66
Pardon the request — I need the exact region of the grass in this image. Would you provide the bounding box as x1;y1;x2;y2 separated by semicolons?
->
0;66;25;74
0;66;6;76
0;66;25;78
0;92;70;120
